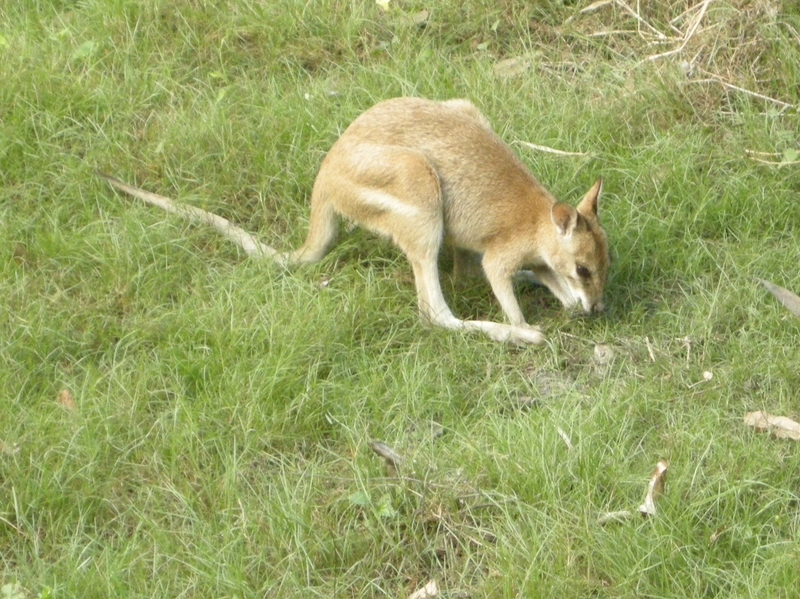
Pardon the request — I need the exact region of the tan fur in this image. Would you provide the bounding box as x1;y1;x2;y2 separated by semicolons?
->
99;97;610;345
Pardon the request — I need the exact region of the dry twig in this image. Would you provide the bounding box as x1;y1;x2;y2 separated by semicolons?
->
369;441;403;467
645;336;656;362
746;157;800;166
638;459;669;516
514;140;590;157
687;76;795;109
614;0;669;40
645;0;714;62
557;427;574;450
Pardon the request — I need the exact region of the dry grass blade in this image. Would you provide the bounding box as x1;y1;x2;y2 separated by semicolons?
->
580;0;613;14
757;279;800;317
557;427;574;449
744;411;800;441
613;0;669;40
645;336;656;362
670;0;705;25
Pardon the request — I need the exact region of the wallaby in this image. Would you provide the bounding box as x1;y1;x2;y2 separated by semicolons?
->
98;97;609;345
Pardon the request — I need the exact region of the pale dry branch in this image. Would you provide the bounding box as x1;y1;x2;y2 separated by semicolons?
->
758;279;800;317
670;0;705;25
688;76;795;109
645;336;656;362
614;0;669;40
744;411;800;441
744;150;781;157
747;157;800;166
369;441;404;467
638;459;668;516
514;140;590;157
644;0;714;62
588;29;638;38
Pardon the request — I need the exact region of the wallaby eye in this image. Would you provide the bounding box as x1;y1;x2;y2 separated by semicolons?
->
576;264;591;279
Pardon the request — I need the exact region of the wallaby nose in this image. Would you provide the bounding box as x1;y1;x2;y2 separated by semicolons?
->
592;300;605;314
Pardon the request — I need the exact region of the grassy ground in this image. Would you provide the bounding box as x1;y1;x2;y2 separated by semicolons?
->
2;0;800;597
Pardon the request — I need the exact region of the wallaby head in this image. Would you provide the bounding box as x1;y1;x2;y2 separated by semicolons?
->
538;178;609;314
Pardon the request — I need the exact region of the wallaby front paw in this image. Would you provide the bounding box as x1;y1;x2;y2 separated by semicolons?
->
485;324;545;345
508;325;546;345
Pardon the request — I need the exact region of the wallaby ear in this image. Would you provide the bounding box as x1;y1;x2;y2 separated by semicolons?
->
551;203;578;237
577;177;603;219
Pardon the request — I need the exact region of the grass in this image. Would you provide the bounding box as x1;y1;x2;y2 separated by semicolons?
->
2;0;800;597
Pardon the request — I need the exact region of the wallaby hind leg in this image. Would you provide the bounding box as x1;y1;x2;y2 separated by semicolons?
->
319;142;455;323
288;183;340;265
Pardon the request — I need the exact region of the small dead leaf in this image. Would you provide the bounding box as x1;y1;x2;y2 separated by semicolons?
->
369;440;403;468
597;510;635;525
0;440;20;456
688;370;713;388
375;0;390;11
13;243;33;266
70;40;97;63
428;421;444;439
57;389;77;412
408;580;438;599
782;148;800;164
593;343;614;365
513;395;539;410
411;9;429;25
638;459;668;516
493;56;531;79
709;526;728;544
758;278;800;318
743;410;800;441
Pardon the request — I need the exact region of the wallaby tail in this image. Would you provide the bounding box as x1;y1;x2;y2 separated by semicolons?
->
96;172;288;266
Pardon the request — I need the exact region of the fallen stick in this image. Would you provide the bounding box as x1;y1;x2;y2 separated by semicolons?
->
687;77;795;109
369;441;404;468
514;140;590;157
614;0;669;40
645;0;714;62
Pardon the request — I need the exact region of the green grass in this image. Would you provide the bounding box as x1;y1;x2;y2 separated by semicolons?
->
2;0;800;597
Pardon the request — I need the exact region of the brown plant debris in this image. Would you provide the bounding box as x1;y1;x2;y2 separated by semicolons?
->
743;411;800;441
758;279;800;318
638;459;669;516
